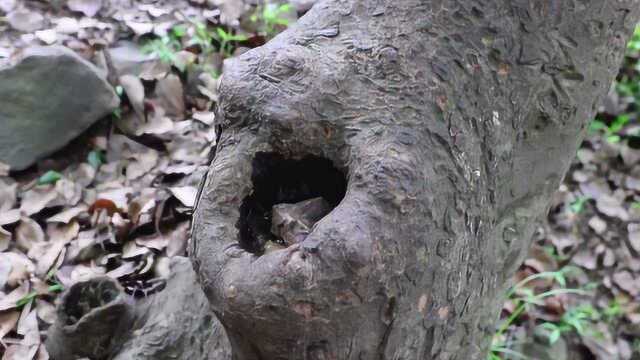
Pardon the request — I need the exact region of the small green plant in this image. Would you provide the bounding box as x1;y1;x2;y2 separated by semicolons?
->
214;27;248;57
141;35;181;65
37;170;63;185
602;299;624;322
589;115;630;143
16;283;64;308
569;196;590;214
251;3;294;37
626;24;640;55
538;304;600;345
488;268;586;359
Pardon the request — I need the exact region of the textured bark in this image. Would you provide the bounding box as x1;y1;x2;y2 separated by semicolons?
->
45;257;231;360
191;1;640;359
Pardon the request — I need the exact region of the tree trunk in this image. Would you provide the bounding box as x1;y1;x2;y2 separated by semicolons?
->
191;1;640;359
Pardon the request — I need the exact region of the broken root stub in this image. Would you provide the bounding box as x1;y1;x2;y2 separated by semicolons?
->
271;197;332;246
46;277;132;360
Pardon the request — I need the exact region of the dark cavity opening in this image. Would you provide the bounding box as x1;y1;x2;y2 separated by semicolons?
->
238;152;347;253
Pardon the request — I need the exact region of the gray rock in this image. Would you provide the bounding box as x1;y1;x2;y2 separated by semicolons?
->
0;46;119;170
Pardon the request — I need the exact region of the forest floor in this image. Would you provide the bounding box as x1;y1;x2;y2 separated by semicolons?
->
0;1;640;360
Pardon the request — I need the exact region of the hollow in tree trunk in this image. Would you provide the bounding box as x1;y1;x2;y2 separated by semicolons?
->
191;1;640;359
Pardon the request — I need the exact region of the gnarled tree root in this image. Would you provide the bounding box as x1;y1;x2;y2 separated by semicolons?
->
45;257;230;360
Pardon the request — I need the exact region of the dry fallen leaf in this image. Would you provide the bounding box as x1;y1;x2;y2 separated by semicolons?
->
0;209;20;226
67;0;103;17
34;29;57;45
169;186;197;208
0;282;29;311
0;310;20;345
16;308;40;360
0;226;9;252
0;253;35;287
15;218;45;253
192;111;215;126
119;74;146;121
19;186;58;216
6;9;44;32
155;74;185;119
35;299;56;325
0;179;17;211
166;221;190;257
596;194;629;221
47;205;88;223
613;271;640;296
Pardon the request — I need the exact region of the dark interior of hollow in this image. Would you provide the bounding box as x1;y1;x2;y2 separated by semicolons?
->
238;152;347;253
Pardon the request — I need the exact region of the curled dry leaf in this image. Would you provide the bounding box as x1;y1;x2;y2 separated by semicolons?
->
192;111;215;126
54;17;80;34
0;310;20;344
0;226;9;252
47;205;88;223
155;74;185;119
35;299;56;325
169;186;197;208
596;194;629;221
125;21;154;35
19;186;58;216
6;9;44;32
16;309;40;360
613;271;640;297
35;29;57;45
105;260;137;279
122;241;151;258
67;0;103;17
119;74;146;121
166;221;190;257
136;109;174;136
628;223;640;253
0;178;17;211
126;150;159;180
0;208;20;226
572;249;598;270
0;252;35;287
0;281;29;311
15;217;45;252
